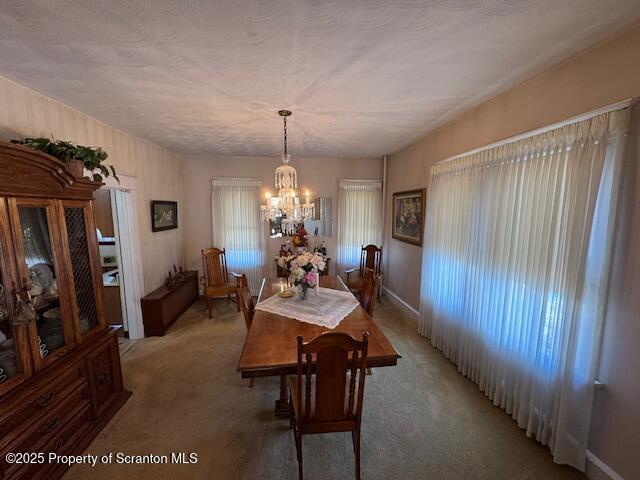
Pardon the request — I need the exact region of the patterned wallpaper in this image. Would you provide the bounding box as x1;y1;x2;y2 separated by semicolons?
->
0;74;183;294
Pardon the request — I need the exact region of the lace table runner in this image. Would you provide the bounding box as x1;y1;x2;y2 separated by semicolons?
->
255;287;359;329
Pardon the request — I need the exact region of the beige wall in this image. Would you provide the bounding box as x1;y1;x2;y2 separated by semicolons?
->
384;24;640;479
181;154;382;280
0;75;184;294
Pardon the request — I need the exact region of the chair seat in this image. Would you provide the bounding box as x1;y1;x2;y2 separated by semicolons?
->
205;283;237;297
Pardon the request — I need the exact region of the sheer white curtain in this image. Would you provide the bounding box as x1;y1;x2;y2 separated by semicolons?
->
211;178;265;293
336;180;383;277
418;108;630;470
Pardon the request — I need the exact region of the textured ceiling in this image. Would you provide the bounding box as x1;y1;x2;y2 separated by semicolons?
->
1;1;640;157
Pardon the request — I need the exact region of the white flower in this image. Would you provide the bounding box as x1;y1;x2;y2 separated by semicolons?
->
310;254;326;271
297;255;309;267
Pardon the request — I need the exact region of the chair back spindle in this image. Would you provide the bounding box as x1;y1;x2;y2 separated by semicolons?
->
347;350;359;420
305;352;313;421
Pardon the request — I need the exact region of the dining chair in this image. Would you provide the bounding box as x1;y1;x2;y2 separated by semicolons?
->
288;331;369;480
234;273;256;388
345;244;382;300
359;269;379;317
201;247;239;318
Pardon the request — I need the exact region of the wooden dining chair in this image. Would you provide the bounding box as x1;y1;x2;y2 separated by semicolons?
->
234;273;256;388
288;331;369;480
345;244;382;300
359;269;379;317
233;273;255;329
201;247;239;318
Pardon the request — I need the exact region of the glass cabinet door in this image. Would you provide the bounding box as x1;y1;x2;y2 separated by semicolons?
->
0;198;31;391
0;266;20;388
62;203;104;337
13;201;72;366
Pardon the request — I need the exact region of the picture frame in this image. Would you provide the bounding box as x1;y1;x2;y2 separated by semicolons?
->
392;189;426;246
151;200;178;232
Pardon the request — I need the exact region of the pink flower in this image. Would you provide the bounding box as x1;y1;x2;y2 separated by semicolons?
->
304;271;317;285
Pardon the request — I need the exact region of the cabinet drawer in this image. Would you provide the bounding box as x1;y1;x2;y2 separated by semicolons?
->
0;384;89;478
87;340;121;415
24;405;92;480
42;403;90;457
0;365;85;446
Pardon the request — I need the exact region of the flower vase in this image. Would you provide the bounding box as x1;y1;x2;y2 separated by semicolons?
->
298;284;308;301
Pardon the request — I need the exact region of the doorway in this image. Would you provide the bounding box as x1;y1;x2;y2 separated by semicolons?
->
93;174;146;355
94;189;124;331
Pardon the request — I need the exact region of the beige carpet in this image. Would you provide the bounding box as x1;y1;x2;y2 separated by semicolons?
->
65;298;584;480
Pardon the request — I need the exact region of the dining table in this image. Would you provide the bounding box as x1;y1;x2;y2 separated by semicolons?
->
237;275;400;415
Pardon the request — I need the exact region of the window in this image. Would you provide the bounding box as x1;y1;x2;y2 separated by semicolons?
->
336;180;382;277
211;178;264;292
418;107;630;469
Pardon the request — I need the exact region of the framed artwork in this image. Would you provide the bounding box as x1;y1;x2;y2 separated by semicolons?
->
392;189;426;246
151;200;178;232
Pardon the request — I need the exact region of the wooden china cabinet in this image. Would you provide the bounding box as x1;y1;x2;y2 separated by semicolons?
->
0;142;130;479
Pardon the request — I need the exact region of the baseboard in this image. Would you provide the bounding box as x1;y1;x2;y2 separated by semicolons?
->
382;287;419;322
586;450;624;480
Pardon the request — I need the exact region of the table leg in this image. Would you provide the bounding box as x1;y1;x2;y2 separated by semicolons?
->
275;375;292;417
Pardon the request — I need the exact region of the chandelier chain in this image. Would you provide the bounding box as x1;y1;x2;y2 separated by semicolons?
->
283;116;287;155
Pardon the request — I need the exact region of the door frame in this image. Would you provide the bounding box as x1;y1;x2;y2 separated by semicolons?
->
100;174;146;339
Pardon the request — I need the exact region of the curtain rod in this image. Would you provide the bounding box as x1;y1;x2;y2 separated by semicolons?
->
212;176;262;181
438;98;637;165
338;179;383;183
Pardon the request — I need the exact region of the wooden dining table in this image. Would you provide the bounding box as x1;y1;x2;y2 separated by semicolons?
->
237;276;400;415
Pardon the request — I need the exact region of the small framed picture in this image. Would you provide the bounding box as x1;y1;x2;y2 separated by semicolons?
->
151;200;178;232
392;189;426;246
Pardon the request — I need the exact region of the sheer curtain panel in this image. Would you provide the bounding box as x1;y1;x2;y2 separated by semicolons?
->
211;178;265;293
336;180;383;277
418;107;630;470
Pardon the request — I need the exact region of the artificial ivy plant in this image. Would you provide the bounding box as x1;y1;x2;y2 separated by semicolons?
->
16;137;119;183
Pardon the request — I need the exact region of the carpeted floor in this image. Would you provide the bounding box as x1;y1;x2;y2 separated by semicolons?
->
65;298;584;480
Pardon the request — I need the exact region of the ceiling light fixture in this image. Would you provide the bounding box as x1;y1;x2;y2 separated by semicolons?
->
260;110;314;235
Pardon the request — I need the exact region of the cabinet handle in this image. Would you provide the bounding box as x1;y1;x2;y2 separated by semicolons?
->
37;416;59;435
36;390;56;407
97;372;111;384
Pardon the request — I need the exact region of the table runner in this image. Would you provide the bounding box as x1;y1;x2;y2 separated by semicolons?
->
255;286;360;329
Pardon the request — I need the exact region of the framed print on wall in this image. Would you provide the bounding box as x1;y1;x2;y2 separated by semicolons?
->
151;200;178;232
392;189;426;246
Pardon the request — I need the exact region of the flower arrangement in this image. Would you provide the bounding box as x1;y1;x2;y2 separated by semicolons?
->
277;251;326;299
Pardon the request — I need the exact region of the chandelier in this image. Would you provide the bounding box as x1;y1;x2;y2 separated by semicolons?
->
260;110;314;235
